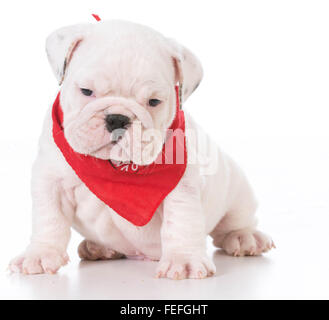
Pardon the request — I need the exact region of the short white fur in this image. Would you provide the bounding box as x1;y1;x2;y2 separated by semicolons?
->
9;20;274;279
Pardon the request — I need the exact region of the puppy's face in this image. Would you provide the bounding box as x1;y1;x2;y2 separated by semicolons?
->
47;20;203;165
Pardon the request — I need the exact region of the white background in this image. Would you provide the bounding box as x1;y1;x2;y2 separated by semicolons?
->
0;0;328;299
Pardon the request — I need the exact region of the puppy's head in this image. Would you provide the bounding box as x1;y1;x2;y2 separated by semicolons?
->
46;20;202;165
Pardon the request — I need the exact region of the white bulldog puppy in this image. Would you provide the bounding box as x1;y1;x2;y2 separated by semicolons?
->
9;19;274;279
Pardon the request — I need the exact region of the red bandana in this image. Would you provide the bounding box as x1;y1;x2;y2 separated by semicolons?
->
52;86;187;226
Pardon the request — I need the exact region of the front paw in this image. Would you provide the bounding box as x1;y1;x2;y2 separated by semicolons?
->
155;254;216;280
9;245;69;275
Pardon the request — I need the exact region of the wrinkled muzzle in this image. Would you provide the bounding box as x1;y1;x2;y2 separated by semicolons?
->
74;96;154;129
64;96;163;165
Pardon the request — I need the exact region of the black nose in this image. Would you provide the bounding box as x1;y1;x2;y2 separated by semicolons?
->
105;114;130;132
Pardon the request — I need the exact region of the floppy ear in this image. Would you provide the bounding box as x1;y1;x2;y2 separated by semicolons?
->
168;39;203;103
46;24;92;85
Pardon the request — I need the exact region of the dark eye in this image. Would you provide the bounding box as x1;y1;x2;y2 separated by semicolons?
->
148;99;162;107
80;88;93;96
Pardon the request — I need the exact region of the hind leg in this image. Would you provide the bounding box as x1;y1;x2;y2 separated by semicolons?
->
78;240;124;261
212;226;275;256
210;179;274;256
